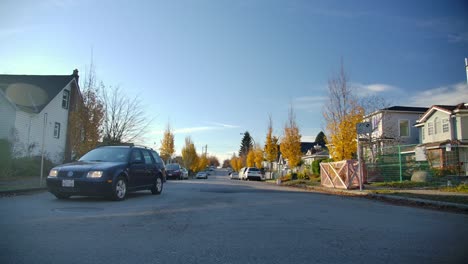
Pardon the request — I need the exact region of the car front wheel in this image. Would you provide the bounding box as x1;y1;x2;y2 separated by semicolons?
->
111;176;127;201
151;175;163;195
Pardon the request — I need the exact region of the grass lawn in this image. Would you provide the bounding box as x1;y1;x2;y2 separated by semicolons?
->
0;176;46;192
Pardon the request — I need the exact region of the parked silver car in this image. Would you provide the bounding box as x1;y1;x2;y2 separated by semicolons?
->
229;171;239;180
180;167;189;179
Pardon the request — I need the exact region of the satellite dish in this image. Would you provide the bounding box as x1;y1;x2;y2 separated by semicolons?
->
5;83;48;109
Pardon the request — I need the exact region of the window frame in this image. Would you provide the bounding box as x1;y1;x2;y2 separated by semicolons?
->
428;122;434;135
54;122;61;138
62;90;70;109
399;119;410;137
442;119;449;133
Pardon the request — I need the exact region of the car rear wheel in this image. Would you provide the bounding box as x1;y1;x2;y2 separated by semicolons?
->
111;176;127;201
151;175;163;195
54;193;70;199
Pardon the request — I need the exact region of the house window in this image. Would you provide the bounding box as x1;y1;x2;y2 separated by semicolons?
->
434;117;440;134
399;120;409;137
442;119;449;133
54;122;61;138
428;122;434;135
422;128;425;140
62;90;70;109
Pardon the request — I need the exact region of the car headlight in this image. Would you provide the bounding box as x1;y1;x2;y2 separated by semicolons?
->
87;171;103;178
48;169;58;177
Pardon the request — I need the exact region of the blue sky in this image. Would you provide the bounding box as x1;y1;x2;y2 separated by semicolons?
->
1;0;468;161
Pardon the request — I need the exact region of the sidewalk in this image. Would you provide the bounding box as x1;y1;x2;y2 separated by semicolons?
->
272;182;468;214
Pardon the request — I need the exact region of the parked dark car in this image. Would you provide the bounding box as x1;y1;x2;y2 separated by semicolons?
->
46;145;165;201
165;163;184;180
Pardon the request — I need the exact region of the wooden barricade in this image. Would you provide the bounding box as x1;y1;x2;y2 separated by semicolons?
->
320;160;362;189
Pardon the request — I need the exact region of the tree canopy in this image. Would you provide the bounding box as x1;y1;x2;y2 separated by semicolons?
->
280;107;302;168
159;123;175;162
239;131;253;157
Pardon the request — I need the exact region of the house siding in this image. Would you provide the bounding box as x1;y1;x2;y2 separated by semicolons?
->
422;111;451;144
0;95;15;139
457;115;468;140
379;112;422;144
10;83;72;164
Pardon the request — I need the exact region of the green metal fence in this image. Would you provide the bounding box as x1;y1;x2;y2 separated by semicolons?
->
365;144;423;182
363;143;468;183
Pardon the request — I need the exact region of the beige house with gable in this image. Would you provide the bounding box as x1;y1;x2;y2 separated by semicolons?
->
415;103;468;175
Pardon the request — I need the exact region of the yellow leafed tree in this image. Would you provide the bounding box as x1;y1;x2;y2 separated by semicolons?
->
264;115;279;169
159;123;175;163
181;136;198;173
280;107;302;168
254;147;264;168
246;149;255;167
197;154;209;171
230;154;243;172
327;105;364;160
323;60;364;160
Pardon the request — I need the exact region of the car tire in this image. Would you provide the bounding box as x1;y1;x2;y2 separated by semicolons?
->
54;193;70;199
151;175;163;195
111;176;127;201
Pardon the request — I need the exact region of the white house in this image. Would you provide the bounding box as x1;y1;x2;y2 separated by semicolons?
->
361;106;428;162
415;103;468;175
0;70;82;164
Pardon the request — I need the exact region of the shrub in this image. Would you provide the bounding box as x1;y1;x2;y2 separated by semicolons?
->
431;167;460;177
280;174;292;182
11;156;55;178
312;159;323;175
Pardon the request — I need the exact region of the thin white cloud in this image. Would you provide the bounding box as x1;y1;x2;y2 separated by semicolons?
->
448;32;468;43
207;122;240;129
408;82;468;106
352;82;401;97
151;121;239;135
293;96;327;112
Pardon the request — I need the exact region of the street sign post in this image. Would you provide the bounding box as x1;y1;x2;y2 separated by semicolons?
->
356;122;371;191
356;122;372;134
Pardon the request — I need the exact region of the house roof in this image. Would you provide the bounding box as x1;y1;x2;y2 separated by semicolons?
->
382;106;429;112
0;72;78;113
365;105;429;118
300;142;327;154
417;103;468;124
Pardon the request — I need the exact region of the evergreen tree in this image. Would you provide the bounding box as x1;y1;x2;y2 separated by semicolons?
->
239;131;253;157
315;131;327;148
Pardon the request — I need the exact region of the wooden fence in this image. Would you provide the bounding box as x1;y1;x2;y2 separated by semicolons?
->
320;160;364;189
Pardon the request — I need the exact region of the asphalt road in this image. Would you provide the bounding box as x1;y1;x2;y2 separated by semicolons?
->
1;169;467;264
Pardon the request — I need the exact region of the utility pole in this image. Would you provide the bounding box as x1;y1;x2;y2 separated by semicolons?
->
205;144;208;155
465;58;468;84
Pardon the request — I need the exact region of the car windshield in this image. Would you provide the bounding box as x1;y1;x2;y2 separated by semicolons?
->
166;164;180;170
79;147;129;162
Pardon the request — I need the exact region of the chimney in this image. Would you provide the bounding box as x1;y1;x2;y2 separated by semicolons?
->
72;69;79;83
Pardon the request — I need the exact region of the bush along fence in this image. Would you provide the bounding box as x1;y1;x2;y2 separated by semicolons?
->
362;144;468;184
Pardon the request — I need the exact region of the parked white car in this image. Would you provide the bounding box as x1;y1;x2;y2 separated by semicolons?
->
244;167;264;181
238;167;247;180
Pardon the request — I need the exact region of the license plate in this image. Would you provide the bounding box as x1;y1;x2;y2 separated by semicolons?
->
62;179;74;187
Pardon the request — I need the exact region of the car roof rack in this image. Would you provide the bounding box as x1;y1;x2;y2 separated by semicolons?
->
96;143;158;152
